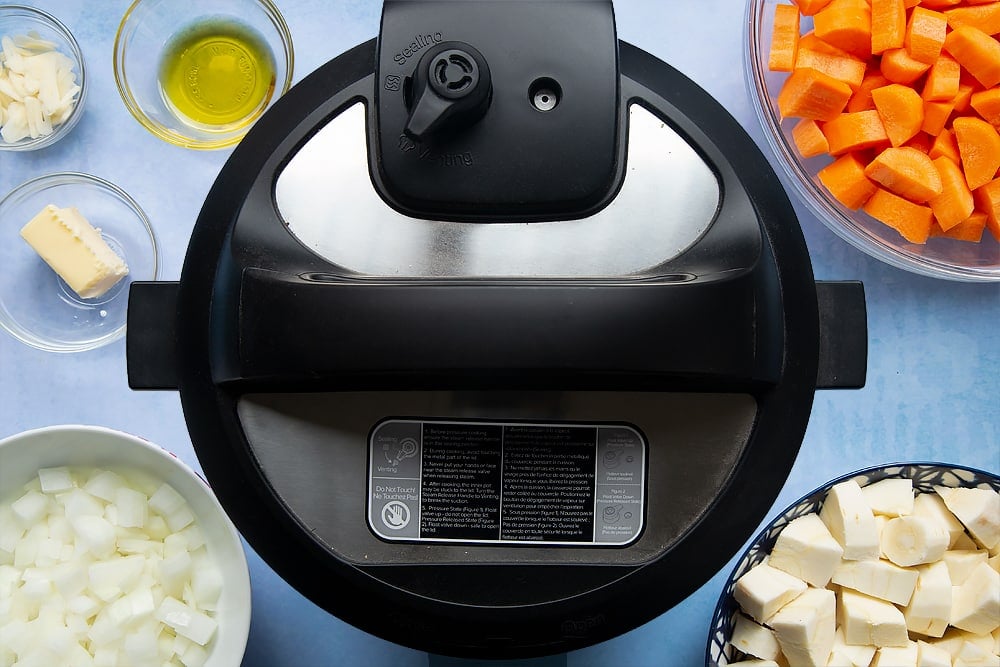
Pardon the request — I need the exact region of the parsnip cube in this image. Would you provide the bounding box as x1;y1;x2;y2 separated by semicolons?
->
881;515;948;567
839;588;909;647
872;640;918;667
904;560;952;638
829;626;876;667
935;486;1000;551
913;492;967;548
769;587;836;667
953;639;1000;667
944;550;991;585
769;513;844;587
730;613;781;660
831;558;918;606
820;481;880;560
951;562;1000;635
861;478;914;517
734;560;808;623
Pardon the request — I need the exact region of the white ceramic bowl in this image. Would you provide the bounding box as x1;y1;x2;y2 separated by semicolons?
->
0;425;251;667
0;5;87;151
746;0;1000;282
706;462;1000;666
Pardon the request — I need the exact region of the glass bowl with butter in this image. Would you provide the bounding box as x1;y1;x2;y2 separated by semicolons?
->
113;0;293;150
0;5;87;151
0;172;158;352
706;462;1000;666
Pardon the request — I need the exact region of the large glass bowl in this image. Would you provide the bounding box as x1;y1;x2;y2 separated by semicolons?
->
746;0;1000;282
0;172;158;352
113;0;294;150
705;462;1000;666
0;5;87;151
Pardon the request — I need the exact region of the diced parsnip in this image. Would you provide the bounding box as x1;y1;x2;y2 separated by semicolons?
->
903;560;952;638
861;477;914;517
944;549;990;585
768;513;844;587
950;562;1000;635
734;559;808;623
935;486;1000;551
820;480;881;560
913;492;967;547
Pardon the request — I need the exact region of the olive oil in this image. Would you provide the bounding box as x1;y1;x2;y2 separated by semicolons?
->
158;18;276;129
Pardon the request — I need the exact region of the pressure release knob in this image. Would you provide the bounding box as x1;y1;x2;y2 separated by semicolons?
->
404;42;492;141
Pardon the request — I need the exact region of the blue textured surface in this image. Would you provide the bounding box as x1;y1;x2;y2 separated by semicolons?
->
1;2;997;666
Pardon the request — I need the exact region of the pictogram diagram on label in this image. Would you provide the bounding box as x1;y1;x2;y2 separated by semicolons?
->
381;501;411;530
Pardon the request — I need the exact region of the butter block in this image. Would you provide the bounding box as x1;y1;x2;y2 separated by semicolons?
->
951;561;1000;635
839;588;909;648
904;560;952;638
769;513;844;588
916;640;952;667
871;640;918;667
820;481;880;561
19;204;128;299
861;478;914;517
734;560;808;624
831;557;918;606
769;587;836;667
730;613;781;661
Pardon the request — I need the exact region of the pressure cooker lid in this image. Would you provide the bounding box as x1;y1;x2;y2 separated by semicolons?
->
126;0;868;658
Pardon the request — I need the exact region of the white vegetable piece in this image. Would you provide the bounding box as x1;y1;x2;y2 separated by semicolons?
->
951;561;1000;635
953;639;1000;667
871;640;918;667
839;588;909;648
820;480;880;561
935;486;1000;551
913;492;967;548
828;626;876;667
733;559;807;624
881;515;949;567
0;31;79;144
11;490;48;525
83;470;126;503
70;515;116;559
729;613;781;661
114;486;148;529
831;557;918;606
149;484;186;516
156;596;218;646
903;560;952;638
768;513;843;587
944;549;991;585
37;467;73;494
861;478;914;517
916;639;953;667
726;661;779;667
768;587;836;667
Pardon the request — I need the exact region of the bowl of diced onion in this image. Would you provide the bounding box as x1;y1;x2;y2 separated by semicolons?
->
706;462;1000;666
0;425;251;667
747;0;1000;282
0;5;87;151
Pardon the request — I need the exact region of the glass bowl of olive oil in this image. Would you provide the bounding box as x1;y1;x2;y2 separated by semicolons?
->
113;0;293;150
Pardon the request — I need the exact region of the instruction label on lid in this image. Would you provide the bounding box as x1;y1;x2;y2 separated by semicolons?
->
367;419;646;546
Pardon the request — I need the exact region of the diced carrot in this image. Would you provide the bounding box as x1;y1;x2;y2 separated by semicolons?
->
865;146;945;202
930;211;987;242
848;71;891;112
970;87;1000;126
823;110;891;154
795;42;868;87
818;152;880;208
881;47;932;84
871;0;908;54
871;83;925;146
919;0;961;7
793;0;835;16
770;4;801;72
792;118;831;157
944;3;1000;37
974;177;1000;240
953;116;1000;190
921;99;956;136
815;0;873;59
904;7;948;64
921;54;961;101
864;187;935;242
778;67;855;121
952;83;978;114
944;25;1000;88
929;127;962;163
929;156;976;229
906;132;934;154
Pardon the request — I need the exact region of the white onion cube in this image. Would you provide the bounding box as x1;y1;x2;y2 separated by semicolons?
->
113;487;147;529
37;467;74;494
11;491;48;525
149;484;185;516
156;596;218;646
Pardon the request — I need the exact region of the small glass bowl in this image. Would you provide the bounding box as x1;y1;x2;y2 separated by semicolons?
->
705;462;1000;666
0;172;158;352
0;5;87;151
113;0;294;150
746;0;1000;282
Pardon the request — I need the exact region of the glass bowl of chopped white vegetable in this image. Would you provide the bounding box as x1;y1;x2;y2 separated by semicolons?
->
0;5;86;151
706;462;1000;667
0;424;252;667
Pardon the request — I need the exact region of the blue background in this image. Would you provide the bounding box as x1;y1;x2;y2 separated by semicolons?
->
1;2;997;666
